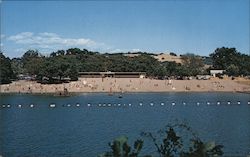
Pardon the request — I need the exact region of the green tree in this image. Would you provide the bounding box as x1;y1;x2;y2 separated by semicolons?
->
225;64;240;76
21;50;44;75
181;53;204;76
170;52;177;56
209;47;241;70
102;123;223;157
0;52;14;84
11;58;24;76
38;55;78;83
142;123;223;157
99;136;146;157
209;47;250;76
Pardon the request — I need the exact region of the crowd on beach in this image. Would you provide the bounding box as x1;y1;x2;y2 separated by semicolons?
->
0;77;250;94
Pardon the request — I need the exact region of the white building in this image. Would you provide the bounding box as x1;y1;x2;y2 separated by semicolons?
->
210;70;224;77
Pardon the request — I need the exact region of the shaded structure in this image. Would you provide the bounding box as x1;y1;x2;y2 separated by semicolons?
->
78;72;146;78
210;70;224;77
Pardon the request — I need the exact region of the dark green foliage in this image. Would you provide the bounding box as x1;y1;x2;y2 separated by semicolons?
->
2;47;249;85
143;123;223;157
181;53;204;76
101;123;223;157
11;58;24;76
210;47;250;76
37;56;78;83
99;136;145;157
0;52;14;84
181;140;223;157
21;50;44;75
170;52;177;56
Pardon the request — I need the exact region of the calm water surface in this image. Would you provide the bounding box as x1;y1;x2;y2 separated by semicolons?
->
0;92;250;157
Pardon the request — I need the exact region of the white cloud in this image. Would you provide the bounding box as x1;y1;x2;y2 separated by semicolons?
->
38;32;59;37
7;32;100;51
8;32;33;41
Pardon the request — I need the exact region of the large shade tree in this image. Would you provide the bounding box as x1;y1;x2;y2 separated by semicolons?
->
210;47;250;76
0;52;14;84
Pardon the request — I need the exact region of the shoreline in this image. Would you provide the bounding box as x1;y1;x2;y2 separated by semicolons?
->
1;91;250;97
1;78;250;94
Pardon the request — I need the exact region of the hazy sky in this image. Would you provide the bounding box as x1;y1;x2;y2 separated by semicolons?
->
1;0;249;58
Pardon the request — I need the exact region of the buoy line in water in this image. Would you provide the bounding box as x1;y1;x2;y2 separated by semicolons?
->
1;101;250;109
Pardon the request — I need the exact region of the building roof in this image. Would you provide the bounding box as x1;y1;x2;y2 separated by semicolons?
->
78;72;146;75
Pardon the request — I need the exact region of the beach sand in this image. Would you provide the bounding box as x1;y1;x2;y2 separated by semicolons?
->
1;77;250;94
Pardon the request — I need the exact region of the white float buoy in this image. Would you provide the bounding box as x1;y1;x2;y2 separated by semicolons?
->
237;101;240;105
248;101;250;105
161;102;164;106
150;103;154;106
98;104;102;107
76;103;80;107
197;102;200;106
128;103;132;106
103;104;106;107
30;104;34;108
50;104;56;108
227;101;231;105
207;102;210;105
118;104;121;106
139;103;143;106
172;102;175;106
217;102;220;105
18;104;22;108
108;104;111;107
2;105;6;108
87;103;91;107
67;104;71;107
183;102;186;105
7;104;11;108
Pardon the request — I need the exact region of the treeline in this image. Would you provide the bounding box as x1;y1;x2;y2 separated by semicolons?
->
0;47;249;84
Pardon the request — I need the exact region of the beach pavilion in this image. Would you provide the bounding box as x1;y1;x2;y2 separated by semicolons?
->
78;71;146;78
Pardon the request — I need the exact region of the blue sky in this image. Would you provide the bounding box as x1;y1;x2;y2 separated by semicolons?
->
0;0;249;58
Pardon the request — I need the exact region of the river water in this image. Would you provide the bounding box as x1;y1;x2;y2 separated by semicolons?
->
0;92;250;157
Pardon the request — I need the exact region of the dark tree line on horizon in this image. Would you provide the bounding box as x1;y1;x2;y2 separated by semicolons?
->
1;47;250;84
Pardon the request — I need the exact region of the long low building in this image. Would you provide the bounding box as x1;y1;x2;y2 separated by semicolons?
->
78;72;146;78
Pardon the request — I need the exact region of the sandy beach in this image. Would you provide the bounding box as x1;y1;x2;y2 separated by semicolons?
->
1;77;250;94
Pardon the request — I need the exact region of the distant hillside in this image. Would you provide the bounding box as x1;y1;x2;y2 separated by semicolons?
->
153;53;182;63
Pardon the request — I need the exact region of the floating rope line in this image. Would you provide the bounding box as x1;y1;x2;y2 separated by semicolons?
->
1;101;250;109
